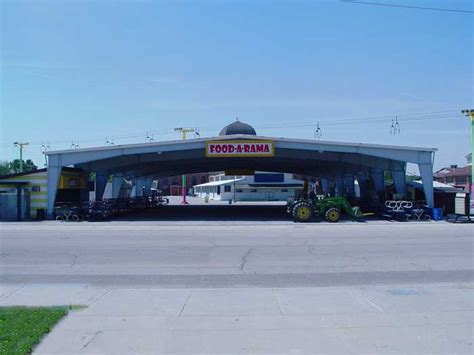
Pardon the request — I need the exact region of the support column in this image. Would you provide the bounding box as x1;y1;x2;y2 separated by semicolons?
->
112;175;124;199
124;178;133;198
130;178;137;197
371;169;385;193
419;163;434;207
343;174;355;197
328;178;336;197
392;170;407;196
95;172;108;201
144;178;153;196
335;176;344;197
391;162;407;197
135;178;145;197
47;155;62;217
320;177;329;196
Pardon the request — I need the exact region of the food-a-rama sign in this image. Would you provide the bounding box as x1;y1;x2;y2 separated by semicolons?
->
206;140;274;157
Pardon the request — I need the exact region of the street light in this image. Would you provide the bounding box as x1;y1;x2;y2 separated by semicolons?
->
41;143;50;167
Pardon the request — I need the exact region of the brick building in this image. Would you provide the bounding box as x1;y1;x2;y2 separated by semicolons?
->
434;153;472;193
154;173;214;195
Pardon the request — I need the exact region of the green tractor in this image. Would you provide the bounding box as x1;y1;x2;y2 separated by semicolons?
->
287;196;364;223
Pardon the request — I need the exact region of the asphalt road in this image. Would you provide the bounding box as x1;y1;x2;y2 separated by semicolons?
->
1;220;473;287
1;219;473;354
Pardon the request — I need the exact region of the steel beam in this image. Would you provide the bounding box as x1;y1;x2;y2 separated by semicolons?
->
335;176;344;197
343;174;355;197
371;168;385;193
95;172;108;201
419;163;434;207
320;177;330;196
47;155;62;217
391;163;407;197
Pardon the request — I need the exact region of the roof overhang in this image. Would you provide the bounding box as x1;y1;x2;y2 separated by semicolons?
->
43;134;438;180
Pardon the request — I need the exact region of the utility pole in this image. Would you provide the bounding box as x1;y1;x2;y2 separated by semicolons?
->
174;128;195;205
461;109;474;214
13;142;29;173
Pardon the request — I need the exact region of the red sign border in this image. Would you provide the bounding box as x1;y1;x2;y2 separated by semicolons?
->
205;140;275;158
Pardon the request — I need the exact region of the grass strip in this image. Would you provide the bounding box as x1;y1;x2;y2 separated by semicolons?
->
0;306;68;354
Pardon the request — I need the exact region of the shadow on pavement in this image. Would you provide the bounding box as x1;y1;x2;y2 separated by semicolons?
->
115;205;290;221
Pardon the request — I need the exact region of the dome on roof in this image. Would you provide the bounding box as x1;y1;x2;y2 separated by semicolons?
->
219;119;257;136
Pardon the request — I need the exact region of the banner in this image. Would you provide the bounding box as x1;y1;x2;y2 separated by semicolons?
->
206;140;274;158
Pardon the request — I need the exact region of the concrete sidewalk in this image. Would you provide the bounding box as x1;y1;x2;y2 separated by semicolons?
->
1;283;473;354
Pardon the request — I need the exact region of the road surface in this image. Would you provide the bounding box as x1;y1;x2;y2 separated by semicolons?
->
1;220;473;354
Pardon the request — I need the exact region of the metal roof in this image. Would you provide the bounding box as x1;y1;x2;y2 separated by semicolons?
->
47;134;437;155
408;180;462;193
193;178;245;188
0;168;47;180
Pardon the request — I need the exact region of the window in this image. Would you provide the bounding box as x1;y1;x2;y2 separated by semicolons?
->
456;176;467;184
251;189;258;193
446;177;454;183
32;186;41;192
236;189;243;193
281;189;288;192
224;185;231;192
68;178;79;187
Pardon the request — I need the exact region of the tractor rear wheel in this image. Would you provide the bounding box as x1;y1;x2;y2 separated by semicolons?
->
325;208;340;222
292;202;314;222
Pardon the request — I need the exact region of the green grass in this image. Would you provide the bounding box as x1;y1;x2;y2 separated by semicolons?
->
0;306;68;355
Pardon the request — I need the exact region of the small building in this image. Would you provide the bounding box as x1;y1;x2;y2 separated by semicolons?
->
408;180;463;214
0;168;87;220
193;172;304;201
434;153;472;193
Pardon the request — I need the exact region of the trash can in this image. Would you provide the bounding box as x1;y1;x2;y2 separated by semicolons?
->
431;208;443;221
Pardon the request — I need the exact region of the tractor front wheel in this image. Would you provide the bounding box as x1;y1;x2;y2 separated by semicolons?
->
292;202;314;222
325;208;340;222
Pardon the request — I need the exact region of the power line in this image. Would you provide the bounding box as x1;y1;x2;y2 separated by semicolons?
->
248;112;460;130
340;0;474;14
0;109;464;149
0;113;460;148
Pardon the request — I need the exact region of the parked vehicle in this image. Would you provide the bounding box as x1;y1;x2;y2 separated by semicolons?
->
287;196;365;223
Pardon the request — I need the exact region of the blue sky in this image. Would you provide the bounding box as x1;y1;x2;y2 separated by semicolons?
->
1;0;473;171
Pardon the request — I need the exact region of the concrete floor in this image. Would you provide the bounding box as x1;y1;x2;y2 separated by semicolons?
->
0;219;473;354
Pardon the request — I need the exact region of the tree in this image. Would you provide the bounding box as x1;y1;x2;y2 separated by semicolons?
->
0;159;38;175
0;161;10;176
384;171;393;183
